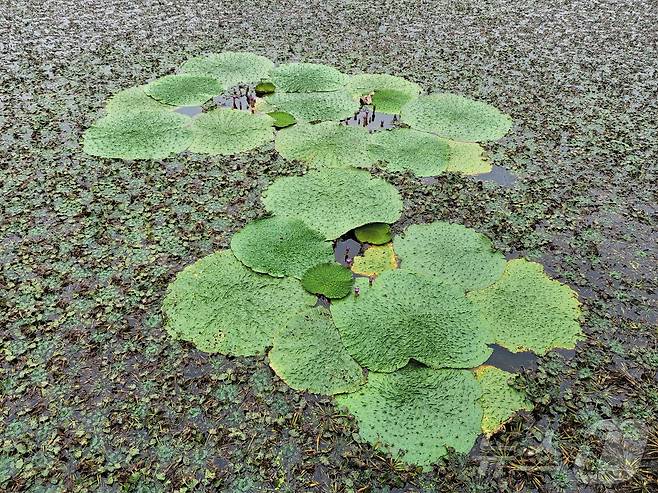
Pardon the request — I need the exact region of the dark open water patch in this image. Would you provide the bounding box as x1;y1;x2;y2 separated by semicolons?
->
341;106;399;132
334;237;362;267
472;165;517;187
485;344;576;372
174;105;203;117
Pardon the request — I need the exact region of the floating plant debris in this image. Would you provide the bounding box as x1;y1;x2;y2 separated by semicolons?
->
212;84;258;112
340;106;399;132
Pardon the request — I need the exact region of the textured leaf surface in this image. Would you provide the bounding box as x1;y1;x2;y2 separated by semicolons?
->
262;168;403;240
346;73;421;113
275;122;374;169
467;259;583;354
181;51;274;87
443;139;492;175
354;223;392;245
162;250;314;356
394;221;506;291
230;216;333;279
331;270;493;372
265;91;359;122
105;85;173;113
301;262;354;299
269;308;364;395
474;366;533;435
336;366;483;465
351;244;397;277
270;62;347;92
144;74;223;106
370;129;451;177
189;108;274;155
401;93;513;142
83;111;192;160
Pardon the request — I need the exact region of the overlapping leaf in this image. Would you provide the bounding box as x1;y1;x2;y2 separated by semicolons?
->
181;51;274;87
145;74;223;106
370;129;451;176
266;91;359;122
347;73;421;113
270;62;347;92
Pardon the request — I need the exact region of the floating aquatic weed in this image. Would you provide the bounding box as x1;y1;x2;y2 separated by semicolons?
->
346;73;421;113
230;216;333;279
351;243;397;277
401;93;513;142
301;262;354;299
266;91;359;122
269;62;348;92
331;270;494;372
144;74;223;106
354;223;392;245
188;108;274;155
261;168;403;240
82;111;193;160
275;122;374;169
269;307;364;395
181;51;274;88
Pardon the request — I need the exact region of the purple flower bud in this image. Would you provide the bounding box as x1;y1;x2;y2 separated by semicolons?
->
354;286;361;297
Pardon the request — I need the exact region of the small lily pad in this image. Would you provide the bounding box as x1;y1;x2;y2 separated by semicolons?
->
267;111;296;128
144;74;223;106
181;52;274;87
269;308;364;395
255;81;276;96
401;93;513;142
230;216;334;279
347;73;421;113
467;259;583;354
351;244;397;277
354;223;392;245
301;262;354;299
189;108;274;155
369;129;451;177
266;91;359;122
270;62;347;92
336;365;483;466
474;366;533;436
83;111;192;160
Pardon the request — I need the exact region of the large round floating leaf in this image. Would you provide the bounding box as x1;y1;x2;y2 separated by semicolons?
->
105;85;173;114
346;73;421;113
394;221;506;291
443;139;492;175
262;168;403;240
181;51;274;87
275;122;374;169
369;129;451;177
189;108;274;155
230;216;333;279
331;270;493;372
336;366;483;465
265;91;359;122
144;74;223;106
269;308;364;395
474;366;533;436
83;111;192;160
301;262;354;299
354;223;392;245
401;93;513;142
269;62;347;92
162;250;315;356
351;244;397;277
467;259;583;354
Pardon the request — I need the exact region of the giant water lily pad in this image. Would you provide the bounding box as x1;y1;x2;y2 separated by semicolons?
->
181;52;274;87
144;74;223;106
401;93;512;142
162;250;315;355
266;91;359;122
275;122;374;169
336;365;483;465
351;244;397;277
83;111;192;160
346;73;421;113
230;216;333;279
467;259;583;354
474;366;533;436
331;270;493;372
394;221;506;291
369;129;451;176
443;139;492;175
354;223;392;245
189;108;274;155
262;168;403;240
269;308;364;395
105;85;173;114
301;262;354;299
270;62;347;92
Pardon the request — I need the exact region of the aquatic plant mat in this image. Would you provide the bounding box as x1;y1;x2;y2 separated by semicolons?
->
3;1;657;491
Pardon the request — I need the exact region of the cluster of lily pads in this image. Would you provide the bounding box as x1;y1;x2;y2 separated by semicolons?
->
85;51;583;466
82;51;512;176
